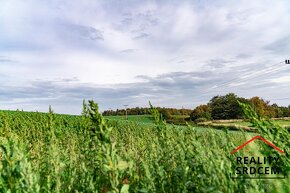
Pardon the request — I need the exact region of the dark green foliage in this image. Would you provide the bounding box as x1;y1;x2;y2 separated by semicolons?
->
159;108;172;120
190;104;211;121
208;93;247;119
195;93;290;120
103;107;192;116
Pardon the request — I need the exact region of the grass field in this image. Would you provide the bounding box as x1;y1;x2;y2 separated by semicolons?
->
105;115;154;124
105;114;290;127
0;103;289;192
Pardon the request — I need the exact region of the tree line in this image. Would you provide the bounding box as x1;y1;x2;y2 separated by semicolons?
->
102;93;290;121
102;107;192;118
190;93;290;121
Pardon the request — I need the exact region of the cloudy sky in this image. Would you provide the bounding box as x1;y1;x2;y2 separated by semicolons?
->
1;0;290;114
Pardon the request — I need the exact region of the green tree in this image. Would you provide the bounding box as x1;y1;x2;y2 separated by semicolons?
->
249;96;276;117
190;105;211;121
208;93;247;120
159;108;172;120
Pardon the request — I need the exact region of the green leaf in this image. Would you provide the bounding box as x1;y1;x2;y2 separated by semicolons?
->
120;184;130;193
117;160;129;170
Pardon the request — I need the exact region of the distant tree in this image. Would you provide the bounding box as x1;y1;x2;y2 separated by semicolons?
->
285;107;290;117
250;97;264;116
103;107;191;116
190;105;211;121
160;108;172;120
208;93;247;120
271;103;282;118
249;97;271;117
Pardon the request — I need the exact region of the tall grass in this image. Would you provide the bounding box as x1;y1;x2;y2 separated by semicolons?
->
0;101;289;192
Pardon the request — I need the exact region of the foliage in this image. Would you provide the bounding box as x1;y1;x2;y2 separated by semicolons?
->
249;96;272;117
208;93;248;120
248;97;290;118
103;107;192;117
194;93;290;120
0;101;289;192
190;104;211;121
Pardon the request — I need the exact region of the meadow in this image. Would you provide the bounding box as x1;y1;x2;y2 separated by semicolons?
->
106;114;290;132
0;101;289;192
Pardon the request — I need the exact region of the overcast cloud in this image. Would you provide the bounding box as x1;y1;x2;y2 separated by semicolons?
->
1;0;290;114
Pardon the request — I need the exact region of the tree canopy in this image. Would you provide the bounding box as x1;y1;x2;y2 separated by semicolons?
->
190;93;290;120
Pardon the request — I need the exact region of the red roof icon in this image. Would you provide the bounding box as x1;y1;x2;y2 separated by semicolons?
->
230;135;284;154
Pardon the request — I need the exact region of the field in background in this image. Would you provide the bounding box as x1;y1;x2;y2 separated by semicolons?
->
105;114;290;128
105;114;154;124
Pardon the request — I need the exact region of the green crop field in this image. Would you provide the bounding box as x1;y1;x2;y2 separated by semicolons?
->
0;102;289;193
105;115;154;124
209;120;290;127
106;114;290;132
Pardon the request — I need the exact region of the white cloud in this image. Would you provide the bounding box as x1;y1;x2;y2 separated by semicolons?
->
271;76;290;83
1;0;290;113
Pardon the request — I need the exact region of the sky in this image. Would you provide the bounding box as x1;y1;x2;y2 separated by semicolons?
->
1;0;290;114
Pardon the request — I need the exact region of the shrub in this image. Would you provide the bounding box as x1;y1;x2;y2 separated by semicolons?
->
190;105;211;121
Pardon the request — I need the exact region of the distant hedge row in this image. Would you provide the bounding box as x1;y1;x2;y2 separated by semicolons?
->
190;93;290;120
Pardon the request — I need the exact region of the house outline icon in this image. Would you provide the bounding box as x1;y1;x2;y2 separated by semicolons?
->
230;135;284;154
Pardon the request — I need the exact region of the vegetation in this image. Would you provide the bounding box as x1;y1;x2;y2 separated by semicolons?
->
102;107;192;117
208;93;248;120
0;101;289;192
106;115;154;124
190;104;211;121
191;93;290;121
103;93;290;124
